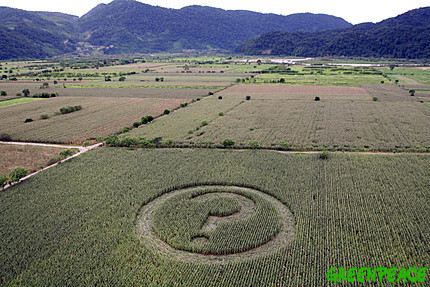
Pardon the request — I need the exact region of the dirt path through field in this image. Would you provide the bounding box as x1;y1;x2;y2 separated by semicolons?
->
1;142;103;190
0;141;82;150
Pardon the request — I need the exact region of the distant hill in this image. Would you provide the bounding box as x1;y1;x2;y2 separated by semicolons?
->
0;7;78;59
77;0;352;54
0;0;353;59
235;7;430;59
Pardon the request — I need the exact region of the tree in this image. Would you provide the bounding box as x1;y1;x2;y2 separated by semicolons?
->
22;89;30;97
0;91;6;96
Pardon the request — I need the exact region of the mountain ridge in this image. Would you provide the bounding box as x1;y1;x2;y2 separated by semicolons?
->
235;7;430;59
0;1;428;59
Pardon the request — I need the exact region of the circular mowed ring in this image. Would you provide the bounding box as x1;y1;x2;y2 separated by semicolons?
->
135;185;295;263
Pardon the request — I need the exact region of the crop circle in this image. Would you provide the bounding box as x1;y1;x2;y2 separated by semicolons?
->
136;185;295;263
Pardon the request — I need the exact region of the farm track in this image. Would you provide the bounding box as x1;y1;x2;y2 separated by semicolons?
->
1;141;103;190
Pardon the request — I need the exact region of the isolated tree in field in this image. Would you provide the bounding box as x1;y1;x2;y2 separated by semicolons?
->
0;91;6;96
22;89;30;97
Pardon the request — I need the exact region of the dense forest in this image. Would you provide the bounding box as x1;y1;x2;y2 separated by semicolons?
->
235;7;430;59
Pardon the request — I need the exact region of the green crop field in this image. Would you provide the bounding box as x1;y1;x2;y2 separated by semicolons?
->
1;57;429;286
0;149;428;286
0;97;42;108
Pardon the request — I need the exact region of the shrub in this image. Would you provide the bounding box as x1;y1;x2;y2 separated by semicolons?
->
222;138;235;148
133;121;141;128
122;126;131;133
9;167;28;183
280;141;290;150
219;112;224;116
59;105;82;114
83;140;91;147
246;95;251;100
24;118;33;123
314;97;320;101
409;90;415;96
0;133;12;141
141;117;148;124
319;151;330;160
0;174;8;188
146;115;154;122
40;114;49;120
0;91;6;96
164;139;175;146
59;149;76;158
164;109;170;115
208;92;214;96
372;96;379;101
248;140;260;148
119;76;126;81
180;103;188;108
105;76;111;81
200;120;208;127
218;96;222;100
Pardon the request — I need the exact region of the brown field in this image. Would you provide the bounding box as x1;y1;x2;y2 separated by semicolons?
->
48;87;212;99
0;144;66;175
190;99;430;150
363;84;423;102
0;82;213;99
218;84;371;100
0;96;187;143
79;62;173;72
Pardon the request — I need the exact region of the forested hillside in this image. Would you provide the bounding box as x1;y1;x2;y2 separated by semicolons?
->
235;7;430;59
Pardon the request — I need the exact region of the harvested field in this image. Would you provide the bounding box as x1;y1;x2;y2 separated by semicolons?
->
48;87;213;99
0;143;67;175
363;84;418;102
127;97;243;140
0;82;218;99
219;84;370;100
0;96;187;143
187;98;430;151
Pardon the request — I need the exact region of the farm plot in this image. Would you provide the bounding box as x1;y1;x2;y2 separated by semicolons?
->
0;148;428;286
217;84;371;100
0;143;67;175
0;96;186;144
126;96;243;141
187;85;430;151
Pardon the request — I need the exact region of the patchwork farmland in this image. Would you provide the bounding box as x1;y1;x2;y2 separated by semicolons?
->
0;57;429;286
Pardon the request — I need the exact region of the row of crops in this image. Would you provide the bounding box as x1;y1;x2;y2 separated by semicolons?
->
0;148;428;285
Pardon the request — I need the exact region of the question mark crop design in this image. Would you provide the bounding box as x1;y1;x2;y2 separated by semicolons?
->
136;185;296;263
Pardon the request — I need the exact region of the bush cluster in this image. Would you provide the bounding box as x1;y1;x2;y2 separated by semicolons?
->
1;167;28;187
59;105;82;114
32;92;58;98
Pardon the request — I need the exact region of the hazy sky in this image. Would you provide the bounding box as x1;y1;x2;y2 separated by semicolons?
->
2;0;429;24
